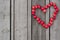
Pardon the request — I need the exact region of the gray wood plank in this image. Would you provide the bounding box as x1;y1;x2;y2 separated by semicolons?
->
31;0;47;40
50;0;60;40
15;0;28;40
28;0;31;40
46;0;49;40
0;0;10;40
11;0;14;40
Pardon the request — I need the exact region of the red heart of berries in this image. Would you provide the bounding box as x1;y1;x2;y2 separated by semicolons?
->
32;2;59;29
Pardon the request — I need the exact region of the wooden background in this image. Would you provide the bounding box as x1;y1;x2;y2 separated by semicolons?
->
0;0;60;40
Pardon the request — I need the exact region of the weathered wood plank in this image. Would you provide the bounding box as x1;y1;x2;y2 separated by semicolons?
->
11;0;14;40
28;0;31;40
0;0;10;40
15;0;28;40
50;0;60;40
31;0;47;40
46;0;49;40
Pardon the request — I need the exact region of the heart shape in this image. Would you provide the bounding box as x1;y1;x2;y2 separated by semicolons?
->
32;2;59;29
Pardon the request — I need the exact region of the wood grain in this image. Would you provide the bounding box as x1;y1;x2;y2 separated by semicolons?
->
15;0;28;40
28;0;31;40
50;0;60;40
31;0;47;40
46;0;49;40
0;0;10;40
11;0;14;40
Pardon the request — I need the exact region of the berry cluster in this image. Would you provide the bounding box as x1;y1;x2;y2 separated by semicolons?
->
32;2;59;29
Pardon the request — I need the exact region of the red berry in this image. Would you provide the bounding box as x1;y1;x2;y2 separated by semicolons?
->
49;21;53;25
50;18;54;22
36;17;40;21
32;9;35;15
32;11;35;15
44;6;48;9
40;21;44;25
45;25;48;29
47;4;51;7
42;23;46;27
54;6;57;9
47;23;51;27
55;8;59;12
50;2;53;6
53;3;56;6
54;11;58;15
32;9;35;12
37;5;41;8
32;6;35;9
53;13;56;17
52;17;56;20
33;15;37;19
35;5;38;8
41;7;45;10
43;10;46;13
38;20;41;24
